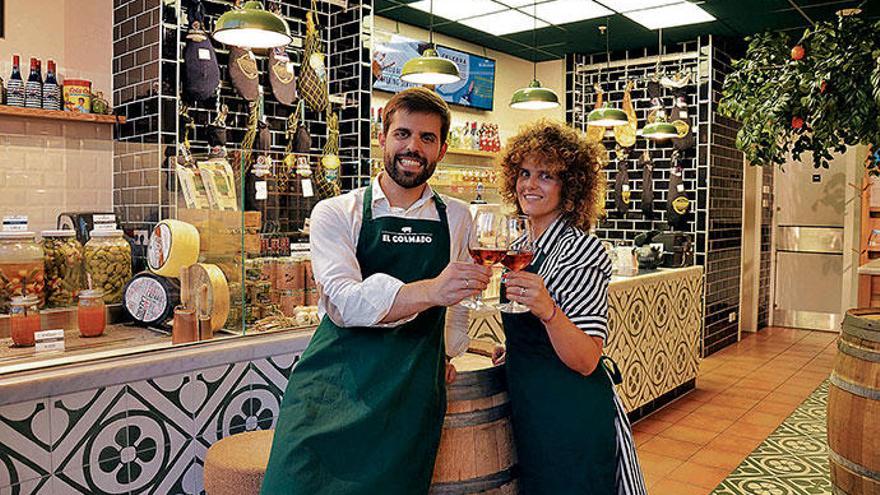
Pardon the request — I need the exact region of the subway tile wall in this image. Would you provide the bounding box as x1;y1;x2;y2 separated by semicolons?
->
758;165;774;329
0;117;113;232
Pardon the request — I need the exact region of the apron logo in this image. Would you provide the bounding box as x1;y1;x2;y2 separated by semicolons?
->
381;227;433;244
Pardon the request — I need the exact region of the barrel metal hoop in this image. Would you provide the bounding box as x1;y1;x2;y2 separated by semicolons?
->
443;403;511;429
843;313;880;342
830;373;880;400
838;339;880;363
829;448;880;483
448;373;506;401
429;466;517;494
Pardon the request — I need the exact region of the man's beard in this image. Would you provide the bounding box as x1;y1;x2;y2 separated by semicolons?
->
384;151;437;189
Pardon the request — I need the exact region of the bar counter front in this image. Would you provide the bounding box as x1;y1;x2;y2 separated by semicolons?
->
0;266;703;493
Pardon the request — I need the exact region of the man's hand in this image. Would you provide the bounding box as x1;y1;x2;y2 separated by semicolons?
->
430;262;492;307
445;359;457;384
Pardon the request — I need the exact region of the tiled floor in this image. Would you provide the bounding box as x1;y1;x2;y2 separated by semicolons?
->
632;326;838;494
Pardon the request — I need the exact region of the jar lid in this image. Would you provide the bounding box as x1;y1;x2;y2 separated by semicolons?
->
41;230;77;237
79;289;104;299
10;295;39;305
0;232;36;240
89;229;124;237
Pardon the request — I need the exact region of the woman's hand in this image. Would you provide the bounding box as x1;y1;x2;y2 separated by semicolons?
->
491;345;506;366
445;358;457;384
504;271;556;322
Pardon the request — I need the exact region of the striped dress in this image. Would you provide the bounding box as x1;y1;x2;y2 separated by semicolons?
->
532;216;647;495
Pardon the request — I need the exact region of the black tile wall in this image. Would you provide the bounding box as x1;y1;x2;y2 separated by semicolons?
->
758;165;774;329
112;0;372;250
567;36;746;357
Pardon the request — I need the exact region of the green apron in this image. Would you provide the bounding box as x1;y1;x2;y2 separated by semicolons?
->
501;252;619;495
261;186;450;494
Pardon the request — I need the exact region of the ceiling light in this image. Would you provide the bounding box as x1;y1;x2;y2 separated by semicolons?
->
400;0;462;85
595;0;679;13
511;80;560;109
213;1;292;49
408;0;506;21
534;0;613;24
641;120;679;139
460;9;549;36
587;23;627;127
623;2;715;30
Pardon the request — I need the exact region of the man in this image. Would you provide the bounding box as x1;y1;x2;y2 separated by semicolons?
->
261;87;492;494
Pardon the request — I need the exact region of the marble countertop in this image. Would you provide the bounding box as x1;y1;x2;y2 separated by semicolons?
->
859;259;880;275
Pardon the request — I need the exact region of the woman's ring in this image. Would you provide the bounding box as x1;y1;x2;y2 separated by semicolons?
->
520;287;526;296
465;279;470;289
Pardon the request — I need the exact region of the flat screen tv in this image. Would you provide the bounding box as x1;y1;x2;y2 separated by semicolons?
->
372;34;496;111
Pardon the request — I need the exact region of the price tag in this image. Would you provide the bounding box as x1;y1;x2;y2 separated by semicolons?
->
291;242;310;252
35;329;65;354
302;179;314;198
93;214;118;231
622;185;630;192
2;216;28;232
255;181;268;200
198;48;211;60
677;184;685;193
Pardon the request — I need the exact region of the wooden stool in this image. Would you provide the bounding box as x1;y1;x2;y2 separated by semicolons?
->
204;430;274;495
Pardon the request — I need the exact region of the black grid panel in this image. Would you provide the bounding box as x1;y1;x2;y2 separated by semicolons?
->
568;36;747;357
703;41;744;356
112;0;372;245
757;165;774;330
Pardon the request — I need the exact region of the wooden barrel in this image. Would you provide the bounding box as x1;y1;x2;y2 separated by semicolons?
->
828;309;880;494
204;430;273;495
431;352;518;495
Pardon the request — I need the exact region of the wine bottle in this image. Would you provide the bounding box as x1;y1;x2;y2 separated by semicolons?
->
25;58;43;108
6;55;25;107
42;60;60;110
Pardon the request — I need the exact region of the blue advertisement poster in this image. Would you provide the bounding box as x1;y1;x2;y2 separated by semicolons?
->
372;34;496;111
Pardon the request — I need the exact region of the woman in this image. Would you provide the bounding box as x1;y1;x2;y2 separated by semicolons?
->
495;120;646;495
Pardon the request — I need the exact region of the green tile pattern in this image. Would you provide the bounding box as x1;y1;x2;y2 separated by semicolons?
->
712;380;832;495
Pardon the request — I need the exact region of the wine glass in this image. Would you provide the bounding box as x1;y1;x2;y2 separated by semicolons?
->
498;215;535;314
460;207;505;310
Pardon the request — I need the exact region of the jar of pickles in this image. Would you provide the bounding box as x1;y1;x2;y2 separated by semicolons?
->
77;289;106;337
0;232;45;312
10;294;40;347
42;230;84;307
84;230;132;304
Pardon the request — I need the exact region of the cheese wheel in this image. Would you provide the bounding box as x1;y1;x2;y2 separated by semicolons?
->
123;272;180;326
148;220;200;278
186;263;230;332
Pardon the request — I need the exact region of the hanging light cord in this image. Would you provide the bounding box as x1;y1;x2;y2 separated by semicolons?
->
532;0;537;80
656;28;663;74
429;0;434;47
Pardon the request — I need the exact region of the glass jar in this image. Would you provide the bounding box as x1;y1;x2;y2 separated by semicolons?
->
10;294;40;347
77;289;106;337
84;230;132;304
41;230;84;308
0;232;46;312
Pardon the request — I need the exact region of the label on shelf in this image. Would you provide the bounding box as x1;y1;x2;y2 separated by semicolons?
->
302;179;314;198
35;329;65;354
2;215;28;231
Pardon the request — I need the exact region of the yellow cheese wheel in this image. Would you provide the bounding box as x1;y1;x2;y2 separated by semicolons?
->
148;220;200;278
187;263;230;332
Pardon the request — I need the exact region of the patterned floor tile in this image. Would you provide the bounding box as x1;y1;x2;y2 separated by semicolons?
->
0;400;51;486
0;475;51;495
711;380;833;495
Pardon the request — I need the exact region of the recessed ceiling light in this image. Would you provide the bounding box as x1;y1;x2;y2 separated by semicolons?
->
408;0;507;21
623;2;715;29
460;9;549;35
494;0;540;6
596;0;680;13
535;0;613;24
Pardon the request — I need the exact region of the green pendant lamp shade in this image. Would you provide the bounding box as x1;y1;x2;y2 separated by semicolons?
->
587;103;628;127
213;1;292;49
642;120;679;139
510;79;560;110
400;48;461;85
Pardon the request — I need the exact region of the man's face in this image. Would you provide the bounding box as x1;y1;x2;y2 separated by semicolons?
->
379;109;447;189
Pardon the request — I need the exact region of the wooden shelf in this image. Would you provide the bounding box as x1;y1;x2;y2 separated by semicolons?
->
371;140;497;159
0;105;125;124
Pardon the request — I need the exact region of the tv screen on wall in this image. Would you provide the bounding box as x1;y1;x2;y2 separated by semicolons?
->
372;35;496;111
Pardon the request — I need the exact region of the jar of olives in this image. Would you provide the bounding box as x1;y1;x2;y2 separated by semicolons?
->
84;230;132;304
41;230;84;307
0;232;46;312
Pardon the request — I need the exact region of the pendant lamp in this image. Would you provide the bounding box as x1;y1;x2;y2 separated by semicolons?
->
643;29;678;140
213;1;292;49
401;0;461;85
587;22;627;127
510;1;559;110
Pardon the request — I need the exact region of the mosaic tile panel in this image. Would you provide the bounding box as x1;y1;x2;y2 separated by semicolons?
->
0;400;51;487
712;380;832;495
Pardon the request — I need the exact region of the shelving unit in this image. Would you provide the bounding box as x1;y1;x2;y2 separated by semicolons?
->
0;105;125;124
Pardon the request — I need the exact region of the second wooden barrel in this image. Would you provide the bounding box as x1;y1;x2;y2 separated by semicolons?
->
828;309;880;494
431;352;518;495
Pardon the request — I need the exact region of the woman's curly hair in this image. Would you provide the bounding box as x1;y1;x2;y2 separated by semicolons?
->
498;119;607;231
